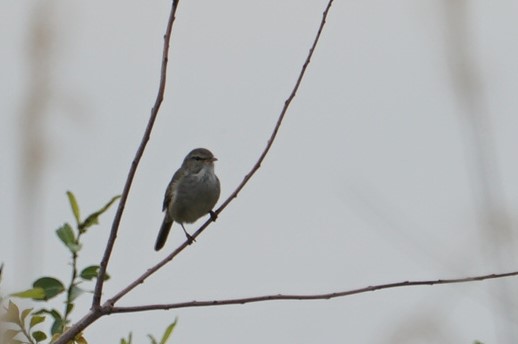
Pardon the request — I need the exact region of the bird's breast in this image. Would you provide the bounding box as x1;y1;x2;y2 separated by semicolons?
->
169;167;220;223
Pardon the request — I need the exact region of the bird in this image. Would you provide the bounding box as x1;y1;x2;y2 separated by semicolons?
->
154;148;221;251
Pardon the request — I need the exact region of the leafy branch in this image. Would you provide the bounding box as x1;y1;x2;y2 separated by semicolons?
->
59;192;119;329
4;192;119;343
1;301;48;344
1;193;177;344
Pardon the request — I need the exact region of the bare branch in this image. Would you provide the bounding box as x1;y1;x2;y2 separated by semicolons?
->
214;0;334;215
109;270;518;313
106;0;335;305
92;0;181;308
55;1;182;344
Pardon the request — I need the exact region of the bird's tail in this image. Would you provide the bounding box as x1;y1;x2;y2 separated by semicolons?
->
155;217;173;251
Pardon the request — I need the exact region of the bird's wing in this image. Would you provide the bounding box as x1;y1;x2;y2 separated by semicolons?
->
162;168;186;211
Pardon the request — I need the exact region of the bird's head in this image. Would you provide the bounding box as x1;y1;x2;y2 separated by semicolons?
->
183;148;217;172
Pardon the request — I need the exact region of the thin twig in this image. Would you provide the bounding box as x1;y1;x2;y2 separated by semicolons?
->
55;1;182;344
106;0;335;305
62;230;83;329
106;270;518;313
53;268;518;343
214;0;334;214
91;0;181;308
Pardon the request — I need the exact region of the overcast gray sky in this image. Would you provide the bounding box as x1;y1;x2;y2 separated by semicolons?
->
2;1;518;343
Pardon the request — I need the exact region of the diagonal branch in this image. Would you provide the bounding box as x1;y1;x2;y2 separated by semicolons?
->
105;0;335;305
214;0;334;215
109;270;518;313
91;0;181;308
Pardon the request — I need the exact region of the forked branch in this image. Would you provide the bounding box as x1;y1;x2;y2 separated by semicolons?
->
105;0;336;305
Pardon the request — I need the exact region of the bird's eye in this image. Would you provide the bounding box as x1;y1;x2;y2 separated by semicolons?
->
192;156;202;161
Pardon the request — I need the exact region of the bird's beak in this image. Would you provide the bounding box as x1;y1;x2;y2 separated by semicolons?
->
210;157;218;162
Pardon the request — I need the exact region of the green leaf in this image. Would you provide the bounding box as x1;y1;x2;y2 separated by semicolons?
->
34;308;61;319
79;265;99;280
147;335;159;344
56;224;81;253
65;302;74;316
11;288;46;300
21;308;33;322
80;265;110;281
32;330;47;342
79;195;121;232
66;191;81;225
34;309;63;335
69;285;86;302
159;319;178;344
120;332;132;344
30;315;46;328
51;317;65;335
56;223;75;245
33;277;65;300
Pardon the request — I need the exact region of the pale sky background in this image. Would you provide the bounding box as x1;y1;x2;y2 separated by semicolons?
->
2;0;518;343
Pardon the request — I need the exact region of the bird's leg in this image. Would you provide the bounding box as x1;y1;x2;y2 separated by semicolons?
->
209;210;218;222
180;223;196;244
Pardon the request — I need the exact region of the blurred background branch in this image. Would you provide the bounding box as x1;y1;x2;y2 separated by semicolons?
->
17;1;56;281
444;0;517;342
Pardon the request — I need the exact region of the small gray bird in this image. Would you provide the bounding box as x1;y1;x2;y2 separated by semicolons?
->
155;148;221;251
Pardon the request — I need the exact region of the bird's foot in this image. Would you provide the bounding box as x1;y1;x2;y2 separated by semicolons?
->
185;232;196;245
209;210;218;222
181;224;196;245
